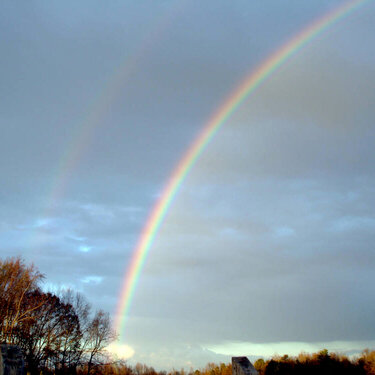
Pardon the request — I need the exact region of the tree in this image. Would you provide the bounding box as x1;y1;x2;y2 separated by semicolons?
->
59;290;92;373
0;257;45;343
14;291;65;374
0;256;117;375
360;350;375;375
254;359;266;374
85;310;116;375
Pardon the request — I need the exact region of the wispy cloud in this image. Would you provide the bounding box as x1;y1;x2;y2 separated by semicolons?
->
81;275;103;285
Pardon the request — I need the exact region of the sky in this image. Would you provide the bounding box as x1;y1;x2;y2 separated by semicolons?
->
1;0;375;370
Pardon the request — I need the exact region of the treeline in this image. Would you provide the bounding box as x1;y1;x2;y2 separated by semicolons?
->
79;350;375;375
0;257;115;375
80;361;232;375
252;350;375;375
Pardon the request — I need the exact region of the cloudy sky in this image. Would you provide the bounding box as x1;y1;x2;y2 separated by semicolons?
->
1;0;375;370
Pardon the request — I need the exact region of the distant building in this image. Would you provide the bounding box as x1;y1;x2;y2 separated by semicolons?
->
232;357;258;375
0;345;24;375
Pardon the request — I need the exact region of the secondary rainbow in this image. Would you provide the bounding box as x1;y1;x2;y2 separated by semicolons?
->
36;0;189;228
115;0;371;339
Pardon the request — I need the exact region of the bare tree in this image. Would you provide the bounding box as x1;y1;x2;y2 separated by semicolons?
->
85;310;116;375
0;257;116;375
58;290;92;374
14;291;66;374
0;257;45;343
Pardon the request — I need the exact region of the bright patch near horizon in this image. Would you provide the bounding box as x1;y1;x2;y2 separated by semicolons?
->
206;340;375;357
106;343;135;360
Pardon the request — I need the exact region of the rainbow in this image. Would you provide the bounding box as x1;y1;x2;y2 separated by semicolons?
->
114;0;371;339
37;0;189;229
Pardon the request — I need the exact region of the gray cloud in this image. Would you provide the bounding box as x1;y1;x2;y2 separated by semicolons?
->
1;0;374;370
127;7;375;360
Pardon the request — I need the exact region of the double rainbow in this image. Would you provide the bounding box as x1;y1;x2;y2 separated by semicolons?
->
114;0;371;339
